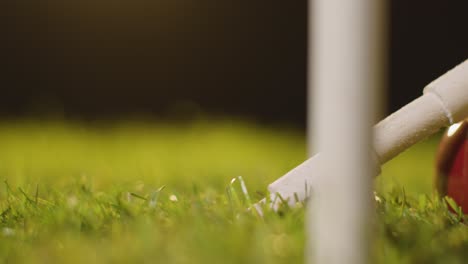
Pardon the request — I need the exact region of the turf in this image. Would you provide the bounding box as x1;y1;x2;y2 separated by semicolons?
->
0;120;467;263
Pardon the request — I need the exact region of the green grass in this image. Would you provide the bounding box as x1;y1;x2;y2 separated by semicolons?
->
0;120;467;263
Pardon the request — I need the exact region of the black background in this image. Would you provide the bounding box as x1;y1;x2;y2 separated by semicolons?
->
1;0;467;127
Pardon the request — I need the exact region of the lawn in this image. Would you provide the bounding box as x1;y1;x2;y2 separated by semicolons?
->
0;120;467;263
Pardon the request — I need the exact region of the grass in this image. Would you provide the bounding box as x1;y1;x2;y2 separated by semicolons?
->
0;120;467;263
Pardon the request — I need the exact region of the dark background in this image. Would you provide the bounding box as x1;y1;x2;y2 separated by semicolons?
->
1;0;467;127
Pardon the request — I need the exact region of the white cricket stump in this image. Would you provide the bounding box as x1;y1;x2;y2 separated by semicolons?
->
306;0;384;263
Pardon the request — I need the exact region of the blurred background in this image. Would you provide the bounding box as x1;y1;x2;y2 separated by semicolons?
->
1;2;467;263
1;0;467;127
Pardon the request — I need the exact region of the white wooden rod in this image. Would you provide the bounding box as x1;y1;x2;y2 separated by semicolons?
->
268;61;468;210
374;59;468;164
307;0;383;264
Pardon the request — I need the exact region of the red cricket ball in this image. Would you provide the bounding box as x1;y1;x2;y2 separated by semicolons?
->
436;119;468;213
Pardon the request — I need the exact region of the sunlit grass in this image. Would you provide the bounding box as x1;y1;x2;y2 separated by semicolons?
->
0;120;466;263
